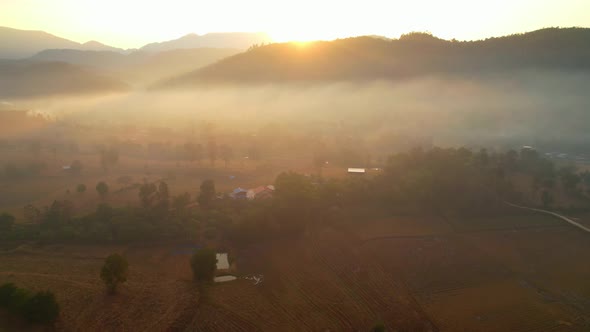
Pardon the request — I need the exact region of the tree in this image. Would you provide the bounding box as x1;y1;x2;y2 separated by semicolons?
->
23;204;41;224
96;181;109;199
371;323;386;332
76;184;87;194
21;291;60;324
541;190;554;208
190;248;217;282
0;283;18;307
198;179;216;207
100;254;129;294
139;182;158;208
207;138;217;166
219;144;234;168
0;213;15;232
70;160;83;175
0;283;29;313
173;193;191;211
96;203;114;223
42;201;73;228
558;166;581;195
158;181;170;203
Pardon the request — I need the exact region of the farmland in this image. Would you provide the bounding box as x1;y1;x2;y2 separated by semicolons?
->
1;210;589;331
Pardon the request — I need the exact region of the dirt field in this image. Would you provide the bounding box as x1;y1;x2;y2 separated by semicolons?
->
1;211;589;331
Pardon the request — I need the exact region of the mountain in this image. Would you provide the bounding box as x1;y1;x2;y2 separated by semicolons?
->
0;26;123;59
81;40;125;53
28;48;241;85
140;32;271;53
0;60;129;98
30;49;130;69
122;48;241;84
161;28;590;86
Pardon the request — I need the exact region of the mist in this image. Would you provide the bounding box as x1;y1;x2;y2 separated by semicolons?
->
6;69;589;154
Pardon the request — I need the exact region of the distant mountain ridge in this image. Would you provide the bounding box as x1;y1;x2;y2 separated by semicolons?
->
0;27;273;59
140;32;272;53
161;28;590;86
0;60;129;98
28;48;241;85
0;26;125;59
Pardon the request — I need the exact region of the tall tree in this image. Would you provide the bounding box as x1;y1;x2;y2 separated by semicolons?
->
220;144;234;168
100;254;129;294
198;180;216;207
0;213;15;232
207;138;217;167
96;181;109;199
190;248;217;282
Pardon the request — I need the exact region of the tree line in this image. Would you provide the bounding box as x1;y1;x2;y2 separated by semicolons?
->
2;147;590;245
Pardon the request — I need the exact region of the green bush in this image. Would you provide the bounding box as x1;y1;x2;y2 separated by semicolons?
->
101;254;129;293
22;291;60;324
0;213;15;232
0;283;59;324
0;283;18;307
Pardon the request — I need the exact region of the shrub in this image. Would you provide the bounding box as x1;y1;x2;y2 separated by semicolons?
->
96;181;109;199
0;283;18;307
371;323;386;332
100;254;129;293
21;291;60;324
0;213;15;232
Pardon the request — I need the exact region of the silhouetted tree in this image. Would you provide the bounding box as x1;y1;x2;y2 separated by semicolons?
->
23;204;41;224
100;254;129;294
75;184;86;194
22;291;60;324
220;144;234;167
198;180;216;207
207;138;217;166
139;182;158;208
541;190;553;208
173;193;191;211
190;248;217;282
96;181;109;199
371;323;386;332
0;213;15;232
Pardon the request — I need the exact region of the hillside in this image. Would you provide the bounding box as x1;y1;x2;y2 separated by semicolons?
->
0;61;129;98
162;28;590;86
0;26;123;59
140;32;271;53
28;48;241;85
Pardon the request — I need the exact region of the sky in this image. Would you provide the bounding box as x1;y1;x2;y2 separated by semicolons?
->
1;0;589;48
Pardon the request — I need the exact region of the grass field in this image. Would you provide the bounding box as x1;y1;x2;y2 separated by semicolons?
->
1;211;589;331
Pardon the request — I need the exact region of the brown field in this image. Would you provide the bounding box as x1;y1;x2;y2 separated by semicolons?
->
1;211;589;331
0;148;346;219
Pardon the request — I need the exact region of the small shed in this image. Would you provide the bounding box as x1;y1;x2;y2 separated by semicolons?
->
247;185;276;200
216;253;230;270
347;168;366;174
230;188;248;199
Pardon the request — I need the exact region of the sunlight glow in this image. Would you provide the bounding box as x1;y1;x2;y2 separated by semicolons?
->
0;0;589;48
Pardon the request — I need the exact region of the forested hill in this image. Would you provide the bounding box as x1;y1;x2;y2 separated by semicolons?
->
162;28;590;86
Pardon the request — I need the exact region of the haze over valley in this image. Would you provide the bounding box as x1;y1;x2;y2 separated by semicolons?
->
1;3;590;330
